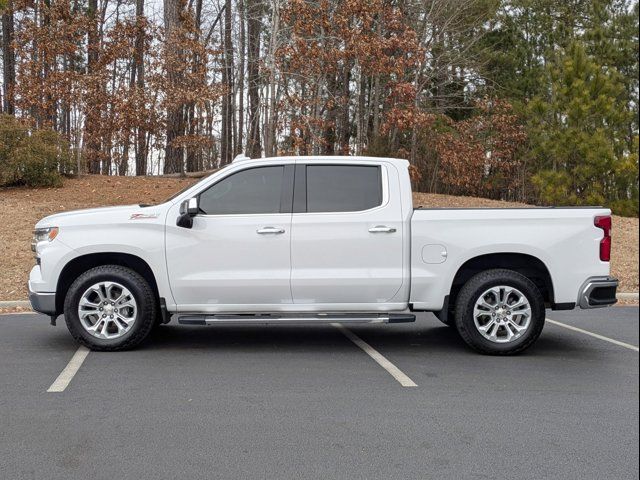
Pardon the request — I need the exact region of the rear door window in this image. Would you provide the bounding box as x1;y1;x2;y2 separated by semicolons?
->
305;165;382;213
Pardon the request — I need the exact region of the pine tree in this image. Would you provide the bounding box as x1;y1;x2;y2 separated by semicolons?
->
527;41;633;209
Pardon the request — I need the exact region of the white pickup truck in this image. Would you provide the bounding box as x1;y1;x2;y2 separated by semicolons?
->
29;156;618;354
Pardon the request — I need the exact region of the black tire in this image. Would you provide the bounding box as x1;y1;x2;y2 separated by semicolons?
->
64;265;156;351
454;269;545;355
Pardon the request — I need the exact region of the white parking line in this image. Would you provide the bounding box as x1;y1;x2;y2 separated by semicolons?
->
333;324;417;387
47;346;91;392
546;318;639;352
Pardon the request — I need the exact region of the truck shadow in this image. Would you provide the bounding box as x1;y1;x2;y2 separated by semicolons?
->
14;313;608;361
146;321;462;351
144;318;599;360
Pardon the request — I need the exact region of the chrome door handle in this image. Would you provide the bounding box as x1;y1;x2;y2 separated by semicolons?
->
368;225;396;233
257;226;285;234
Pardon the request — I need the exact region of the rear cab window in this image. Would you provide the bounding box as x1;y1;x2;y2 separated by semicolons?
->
295;164;383;213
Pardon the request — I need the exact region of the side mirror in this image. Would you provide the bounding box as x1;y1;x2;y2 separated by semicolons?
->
177;197;199;228
187;197;199;215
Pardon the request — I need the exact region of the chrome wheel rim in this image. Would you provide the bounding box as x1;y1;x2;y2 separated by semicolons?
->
473;286;532;343
77;281;137;340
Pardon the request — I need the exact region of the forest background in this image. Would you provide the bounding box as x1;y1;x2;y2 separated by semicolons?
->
1;0;638;215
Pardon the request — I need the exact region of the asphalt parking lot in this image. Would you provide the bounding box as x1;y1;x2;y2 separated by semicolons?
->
1;307;638;480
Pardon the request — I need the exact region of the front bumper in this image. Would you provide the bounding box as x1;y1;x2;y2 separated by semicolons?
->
28;283;57;316
578;276;618;309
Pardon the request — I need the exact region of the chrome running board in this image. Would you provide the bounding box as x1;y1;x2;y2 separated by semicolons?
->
177;312;415;326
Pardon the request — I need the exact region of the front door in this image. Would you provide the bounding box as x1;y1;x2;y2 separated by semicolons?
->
166;164;294;311
290;162;404;307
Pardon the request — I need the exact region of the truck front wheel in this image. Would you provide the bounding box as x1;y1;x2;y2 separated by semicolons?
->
63;265;156;351
454;269;545;355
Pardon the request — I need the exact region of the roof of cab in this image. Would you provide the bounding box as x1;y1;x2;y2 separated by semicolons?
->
233;153;409;168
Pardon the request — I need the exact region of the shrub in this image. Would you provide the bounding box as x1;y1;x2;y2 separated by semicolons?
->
0;115;73;188
609;199;639;217
533;169;592;206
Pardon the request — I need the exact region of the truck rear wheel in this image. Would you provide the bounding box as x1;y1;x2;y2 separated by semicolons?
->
63;265;156;351
454;269;545;355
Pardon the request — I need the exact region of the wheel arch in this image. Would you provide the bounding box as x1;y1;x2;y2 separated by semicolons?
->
55;252;160;315
448;253;555;309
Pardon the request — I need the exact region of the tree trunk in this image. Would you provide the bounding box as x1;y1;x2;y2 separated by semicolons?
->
356;66;365;155
372;74;380;138
338;60;351;154
42;0;57;128
85;0;102;173
163;0;186;174
236;0;245;155
371;16;382;139
186;0;203;172
323;73;337;155
263;0;279;157
246;0;262;158
134;0;147;175
2;1;16;115
220;0;234;165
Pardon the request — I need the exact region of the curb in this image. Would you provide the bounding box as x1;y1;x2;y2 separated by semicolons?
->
2;293;638;310
617;292;639;301
0;300;31;308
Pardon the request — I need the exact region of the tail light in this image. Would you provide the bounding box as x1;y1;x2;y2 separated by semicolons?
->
594;215;612;262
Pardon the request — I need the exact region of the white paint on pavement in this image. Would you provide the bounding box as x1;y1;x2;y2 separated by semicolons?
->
333;323;417;387
546;318;639;352
47;346;91;392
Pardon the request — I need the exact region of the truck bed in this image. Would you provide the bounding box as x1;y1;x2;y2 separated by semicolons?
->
409;207;611;311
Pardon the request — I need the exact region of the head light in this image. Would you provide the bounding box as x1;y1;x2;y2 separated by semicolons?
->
32;227;59;252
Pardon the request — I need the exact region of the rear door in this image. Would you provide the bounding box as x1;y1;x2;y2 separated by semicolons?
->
290;161;404;307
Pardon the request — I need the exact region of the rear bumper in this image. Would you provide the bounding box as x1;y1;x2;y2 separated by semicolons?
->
27;283;57;316
578;276;618;309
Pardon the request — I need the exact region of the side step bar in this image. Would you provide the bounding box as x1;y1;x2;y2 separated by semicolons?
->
177;312;415;326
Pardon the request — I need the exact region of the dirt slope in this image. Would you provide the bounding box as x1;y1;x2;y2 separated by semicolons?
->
1;176;637;301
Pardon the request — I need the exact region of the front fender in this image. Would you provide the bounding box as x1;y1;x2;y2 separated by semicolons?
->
45;222;173;304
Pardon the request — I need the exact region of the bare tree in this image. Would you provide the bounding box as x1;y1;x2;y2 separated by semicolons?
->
133;0;147;175
163;0;186;174
220;0;234;165
236;0;245;155
245;0;262;158
85;0;103;173
263;0;280;157
1;0;16;115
